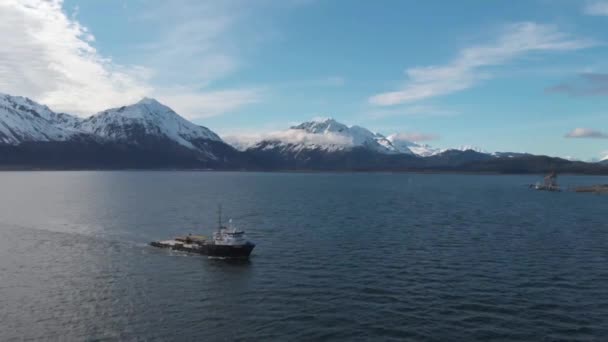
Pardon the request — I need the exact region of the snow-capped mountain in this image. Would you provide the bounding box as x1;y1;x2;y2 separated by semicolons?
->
0;92;606;173
0;93;82;144
388;134;496;157
0;94;227;154
72;97;237;161
244;118;412;155
291;118;404;153
77;98;222;148
0;93;237;167
453;145;488;154
386;134;441;157
240;118;500;161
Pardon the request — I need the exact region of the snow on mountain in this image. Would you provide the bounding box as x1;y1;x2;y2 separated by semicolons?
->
404;143;441;157
230;129;353;153
0;93;232;162
387;134;497;157
453;145;488;154
76;98;222;150
244;118;408;154
290;118;350;135
387;134;439;157
0;93;82;145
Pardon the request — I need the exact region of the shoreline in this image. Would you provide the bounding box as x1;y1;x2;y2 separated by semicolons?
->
1;168;607;176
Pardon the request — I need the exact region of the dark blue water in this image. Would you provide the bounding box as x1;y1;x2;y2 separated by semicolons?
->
1;172;607;341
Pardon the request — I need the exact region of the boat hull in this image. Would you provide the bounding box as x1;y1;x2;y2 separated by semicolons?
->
150;241;255;258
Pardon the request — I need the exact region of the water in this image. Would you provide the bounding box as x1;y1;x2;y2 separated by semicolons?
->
1;172;607;341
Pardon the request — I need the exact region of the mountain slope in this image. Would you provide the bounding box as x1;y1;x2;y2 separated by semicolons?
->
290;118;406;154
0;94;241;168
77;98;219;146
243;118;412;156
75;98;235;162
0;93;83;144
387;134;440;157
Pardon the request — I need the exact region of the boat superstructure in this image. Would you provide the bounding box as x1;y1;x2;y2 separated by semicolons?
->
150;206;256;258
531;171;561;192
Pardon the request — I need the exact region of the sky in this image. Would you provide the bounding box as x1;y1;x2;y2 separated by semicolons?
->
0;0;607;160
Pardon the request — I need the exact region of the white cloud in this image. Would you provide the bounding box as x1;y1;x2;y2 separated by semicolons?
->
565;128;608;139
584;1;608;15
0;0;151;115
369;22;596;106
0;0;273;118
600;151;608;161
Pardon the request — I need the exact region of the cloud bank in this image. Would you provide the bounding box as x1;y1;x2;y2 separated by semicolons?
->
0;0;150;115
565;128;608;139
0;0;275;118
369;22;595;106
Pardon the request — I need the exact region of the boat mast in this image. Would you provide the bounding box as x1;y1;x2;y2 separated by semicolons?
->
218;204;222;231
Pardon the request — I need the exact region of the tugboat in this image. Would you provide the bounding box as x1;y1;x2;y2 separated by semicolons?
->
530;171;561;192
150;206;256;258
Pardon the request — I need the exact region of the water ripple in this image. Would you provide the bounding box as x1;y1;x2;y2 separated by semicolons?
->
0;172;607;341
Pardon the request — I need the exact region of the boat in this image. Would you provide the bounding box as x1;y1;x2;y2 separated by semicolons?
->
530;171;561;192
150;206;256;258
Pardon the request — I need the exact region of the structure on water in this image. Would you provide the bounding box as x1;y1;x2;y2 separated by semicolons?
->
531;171;561;192
574;184;608;194
150;205;256;258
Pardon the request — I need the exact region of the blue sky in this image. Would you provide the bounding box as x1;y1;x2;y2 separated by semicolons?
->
1;0;607;160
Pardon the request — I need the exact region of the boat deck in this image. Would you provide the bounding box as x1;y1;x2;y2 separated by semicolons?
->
150;239;203;253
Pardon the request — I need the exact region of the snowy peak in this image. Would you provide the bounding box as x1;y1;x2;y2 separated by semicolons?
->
387;134;440;157
0;93;228;159
133;97;176;115
451;145;487;154
88;97;175;121
0;92;237;164
0;93;80;126
387;134;493;157
291;118;349;135
76;98;222;151
137;97;161;105
246;118;410;154
0;93;54;121
0;93;81;145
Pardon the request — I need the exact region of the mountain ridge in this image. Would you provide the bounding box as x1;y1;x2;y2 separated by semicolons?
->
0;93;605;173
